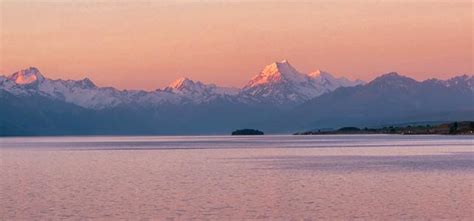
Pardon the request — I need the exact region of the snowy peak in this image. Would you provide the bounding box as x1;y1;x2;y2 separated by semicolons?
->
8;67;44;85
165;77;209;94
307;69;332;78
261;60;300;79
74;78;97;89
1;67;125;109
241;61;364;105
309;70;364;88
167;77;195;91
164;77;238;98
245;60;306;88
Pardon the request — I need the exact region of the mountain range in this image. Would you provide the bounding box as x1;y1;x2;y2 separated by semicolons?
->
1;60;472;135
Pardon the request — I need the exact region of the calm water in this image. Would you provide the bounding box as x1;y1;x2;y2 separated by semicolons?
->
1;135;473;220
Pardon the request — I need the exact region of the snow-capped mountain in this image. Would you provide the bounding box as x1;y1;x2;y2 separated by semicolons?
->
240;60;364;105
1;67;133;109
0;62;365;109
163;77;238;102
7;67;45;84
0;68;238;109
308;70;366;91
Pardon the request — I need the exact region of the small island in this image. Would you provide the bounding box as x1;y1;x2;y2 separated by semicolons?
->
232;129;264;135
295;121;474;135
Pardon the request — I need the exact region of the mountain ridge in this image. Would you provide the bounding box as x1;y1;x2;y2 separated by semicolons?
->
1;62;472;135
276;72;474;132
0;61;365;108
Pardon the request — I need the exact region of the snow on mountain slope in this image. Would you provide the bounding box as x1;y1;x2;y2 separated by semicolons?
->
2;67;130;109
9;65;469;111
0;68;237;109
244;60;307;88
162;77;239;103
0;64;365;109
443;75;474;92
8;67;44;84
241;60;364;105
163;77;238;102
309;70;364;90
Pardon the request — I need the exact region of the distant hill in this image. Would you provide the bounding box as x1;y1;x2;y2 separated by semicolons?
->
295;121;474;135
275;73;474;132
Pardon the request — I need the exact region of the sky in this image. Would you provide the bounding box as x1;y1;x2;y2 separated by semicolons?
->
1;0;472;90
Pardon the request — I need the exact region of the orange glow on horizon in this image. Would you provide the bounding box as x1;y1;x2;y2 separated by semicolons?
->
1;0;472;90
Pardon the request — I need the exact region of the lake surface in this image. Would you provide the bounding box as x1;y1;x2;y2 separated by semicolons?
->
1;135;473;220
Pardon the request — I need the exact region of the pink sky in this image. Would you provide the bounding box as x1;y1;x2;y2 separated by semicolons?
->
1;0;472;90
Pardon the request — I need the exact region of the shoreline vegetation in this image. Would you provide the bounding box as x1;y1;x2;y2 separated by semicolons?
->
232;129;265;135
294;121;474;135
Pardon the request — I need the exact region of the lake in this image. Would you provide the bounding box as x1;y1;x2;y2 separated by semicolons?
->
1;135;473;220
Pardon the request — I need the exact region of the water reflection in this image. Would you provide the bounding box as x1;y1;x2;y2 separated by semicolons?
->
233;152;474;172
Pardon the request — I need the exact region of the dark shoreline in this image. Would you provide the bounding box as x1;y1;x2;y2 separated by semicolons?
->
294;121;474;136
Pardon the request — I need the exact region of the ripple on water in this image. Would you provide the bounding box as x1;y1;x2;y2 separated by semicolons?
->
0;135;473;219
